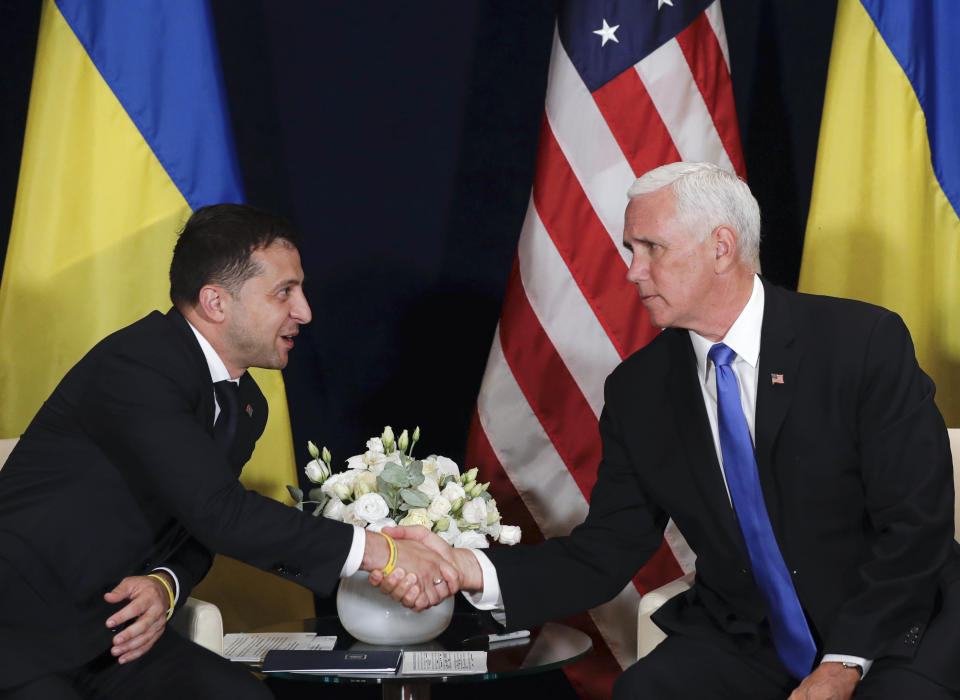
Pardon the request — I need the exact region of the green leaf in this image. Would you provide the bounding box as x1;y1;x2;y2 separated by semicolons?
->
480;490;493;502
377;479;399;510
308;488;326;502
286;485;303;503
404;460;425;487
295;502;304;511
439;475;456;489
400;488;431;508
380;462;408;487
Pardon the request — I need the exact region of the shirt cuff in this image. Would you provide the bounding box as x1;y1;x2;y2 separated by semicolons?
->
339;525;366;577
151;567;180;608
460;548;504;611
821;654;873;678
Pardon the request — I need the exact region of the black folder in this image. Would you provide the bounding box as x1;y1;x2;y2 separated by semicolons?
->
261;649;402;674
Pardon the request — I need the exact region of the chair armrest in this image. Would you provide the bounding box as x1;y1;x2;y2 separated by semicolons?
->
636;572;695;659
170;597;224;656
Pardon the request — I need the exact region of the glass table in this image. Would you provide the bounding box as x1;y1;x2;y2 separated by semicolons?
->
252;612;592;700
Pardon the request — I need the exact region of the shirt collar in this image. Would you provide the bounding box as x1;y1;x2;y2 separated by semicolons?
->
690;275;765;381
185;319;236;385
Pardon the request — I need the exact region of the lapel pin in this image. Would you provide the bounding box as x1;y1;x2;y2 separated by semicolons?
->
771;373;784;385
246;404;254;417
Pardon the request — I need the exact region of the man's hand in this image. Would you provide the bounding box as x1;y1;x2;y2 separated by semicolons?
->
787;662;860;700
368;526;484;610
103;574;171;664
360;528;461;611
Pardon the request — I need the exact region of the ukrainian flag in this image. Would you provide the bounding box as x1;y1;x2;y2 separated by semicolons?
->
800;0;960;424
0;0;312;629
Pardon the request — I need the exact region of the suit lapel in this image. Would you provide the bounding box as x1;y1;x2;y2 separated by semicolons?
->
165;308;217;434
754;281;802;517
666;330;744;542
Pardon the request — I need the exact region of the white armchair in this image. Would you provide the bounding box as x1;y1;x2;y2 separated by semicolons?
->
0;437;224;655
635;427;960;659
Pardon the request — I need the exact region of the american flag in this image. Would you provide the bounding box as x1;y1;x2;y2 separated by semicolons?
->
464;1;746;697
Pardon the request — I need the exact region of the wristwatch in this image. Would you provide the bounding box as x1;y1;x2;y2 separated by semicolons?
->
840;661;864;679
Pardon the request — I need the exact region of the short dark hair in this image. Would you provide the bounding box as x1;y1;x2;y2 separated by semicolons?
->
169;203;300;308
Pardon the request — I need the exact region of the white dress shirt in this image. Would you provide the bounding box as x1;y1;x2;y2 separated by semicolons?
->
466;276;870;675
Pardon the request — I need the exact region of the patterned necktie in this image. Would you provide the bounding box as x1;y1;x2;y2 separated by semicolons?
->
709;342;816;679
212;380;240;453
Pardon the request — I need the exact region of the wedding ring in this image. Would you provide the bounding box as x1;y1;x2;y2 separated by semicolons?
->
432;577;444;586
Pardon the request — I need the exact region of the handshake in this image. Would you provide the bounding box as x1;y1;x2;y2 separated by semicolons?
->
360;525;485;611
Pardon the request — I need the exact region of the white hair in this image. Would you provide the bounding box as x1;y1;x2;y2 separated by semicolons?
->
627;162;761;266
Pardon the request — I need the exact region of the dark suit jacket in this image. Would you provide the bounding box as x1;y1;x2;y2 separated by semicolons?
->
0;309;354;687
486;280;960;686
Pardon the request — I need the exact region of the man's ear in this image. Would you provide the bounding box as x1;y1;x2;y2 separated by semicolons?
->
712;225;739;272
196;285;228;322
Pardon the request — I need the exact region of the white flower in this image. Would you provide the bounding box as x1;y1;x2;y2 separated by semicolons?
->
321;470;361;499
498;525;522;545
485;501;501;525
342;502;367;527
398;508;433;528
365;517;396;532
382;426;395;453
363;450;388;467
366;437;385;453
416;477;440;500
441;482;466;503
427;495;452;521
435;456;460;479
437;518;460;545
345;454;367;470
456;530;489;548
345;450;392;474
304;459;330;484
353;471;378;498
461;498;488;525
353;493;389;523
481;520;501;540
420;457;439;481
322;498;346;521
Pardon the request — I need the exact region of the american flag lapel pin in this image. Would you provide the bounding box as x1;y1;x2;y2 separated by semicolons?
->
771;373;784;385
245;404;254;417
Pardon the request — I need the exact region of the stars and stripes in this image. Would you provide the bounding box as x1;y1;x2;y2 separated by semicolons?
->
464;1;746;697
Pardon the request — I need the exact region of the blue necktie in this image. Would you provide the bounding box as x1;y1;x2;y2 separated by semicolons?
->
709;343;816;679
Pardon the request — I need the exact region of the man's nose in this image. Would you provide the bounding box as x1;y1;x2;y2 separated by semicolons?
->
291;289;312;324
626;255;648;283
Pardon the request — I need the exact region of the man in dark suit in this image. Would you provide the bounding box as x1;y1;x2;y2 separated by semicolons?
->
0;204;458;699
379;163;960;699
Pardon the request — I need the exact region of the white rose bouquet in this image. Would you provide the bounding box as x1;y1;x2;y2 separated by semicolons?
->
287;426;522;548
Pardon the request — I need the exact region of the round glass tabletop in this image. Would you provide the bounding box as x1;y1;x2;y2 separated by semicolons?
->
252;611;593;686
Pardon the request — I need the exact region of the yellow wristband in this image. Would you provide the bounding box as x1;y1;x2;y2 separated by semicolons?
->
378;531;399;576
148;573;175;621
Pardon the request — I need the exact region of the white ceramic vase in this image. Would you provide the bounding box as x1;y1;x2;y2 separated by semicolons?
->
336;571;454;645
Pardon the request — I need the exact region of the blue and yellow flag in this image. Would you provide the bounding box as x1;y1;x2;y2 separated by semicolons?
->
0;0;312;629
800;0;960;424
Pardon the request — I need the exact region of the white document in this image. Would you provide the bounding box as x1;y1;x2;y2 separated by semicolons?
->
222;632;336;662
400;651;487;675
